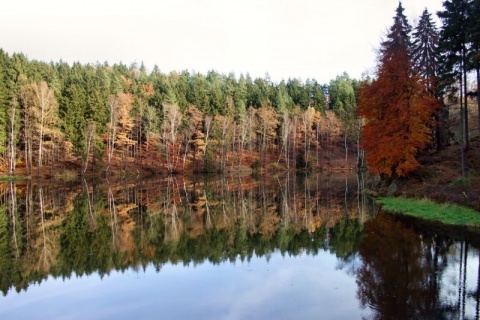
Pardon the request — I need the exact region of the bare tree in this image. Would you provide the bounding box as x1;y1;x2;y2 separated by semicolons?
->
302;107;315;167
32;82;59;174
256;104;279;165
278;111;292;168
203;115;214;157
7;97;19;175
82;120;96;175
213;114;234;171
106;95;118;173
162;102;182;173
20;81;59;174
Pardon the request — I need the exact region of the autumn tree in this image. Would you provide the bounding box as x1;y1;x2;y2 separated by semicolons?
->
235;109;251;169
202;114;215;171
162;102;182;173
20;81;61;174
212;114;234;171
106;95;118;173
184;105;204;171
278;109;292;168
255;104;279;165
358;2;439;178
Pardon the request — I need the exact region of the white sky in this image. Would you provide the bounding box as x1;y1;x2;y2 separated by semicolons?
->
0;0;445;83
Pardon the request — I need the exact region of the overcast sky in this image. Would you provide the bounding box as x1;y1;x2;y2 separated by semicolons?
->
1;0;445;83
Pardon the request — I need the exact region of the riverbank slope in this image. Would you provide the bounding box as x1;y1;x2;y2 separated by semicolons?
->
383;139;480;211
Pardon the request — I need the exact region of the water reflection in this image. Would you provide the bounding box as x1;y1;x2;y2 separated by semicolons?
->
0;173;479;319
0;173;371;294
358;213;480;320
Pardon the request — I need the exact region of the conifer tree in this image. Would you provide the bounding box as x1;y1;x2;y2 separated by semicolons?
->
382;2;413;55
469;0;480;134
413;9;439;93
358;2;439;178
438;0;471;151
412;9;442;149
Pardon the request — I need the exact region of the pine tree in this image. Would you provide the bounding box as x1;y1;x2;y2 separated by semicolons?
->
412;9;439;93
468;0;480;134
412;9;442;149
438;0;471;152
382;2;413;55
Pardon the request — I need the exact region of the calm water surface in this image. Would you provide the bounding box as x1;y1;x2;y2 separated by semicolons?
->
0;174;478;319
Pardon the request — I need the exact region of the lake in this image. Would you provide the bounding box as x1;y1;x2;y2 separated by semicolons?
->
0;173;479;319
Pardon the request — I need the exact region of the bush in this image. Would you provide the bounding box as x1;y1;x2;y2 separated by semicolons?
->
449;176;471;188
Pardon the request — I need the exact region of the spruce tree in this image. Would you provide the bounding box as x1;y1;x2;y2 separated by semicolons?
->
412;9;439;93
412;9;443;149
382;2;413;56
468;0;480;134
438;0;471;151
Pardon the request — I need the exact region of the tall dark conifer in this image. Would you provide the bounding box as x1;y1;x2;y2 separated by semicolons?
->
438;0;471;153
413;9;439;93
412;9;442;149
469;0;480;134
382;2;413;56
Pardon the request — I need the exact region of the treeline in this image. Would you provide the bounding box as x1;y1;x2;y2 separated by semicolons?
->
0;49;360;175
1;1;479;178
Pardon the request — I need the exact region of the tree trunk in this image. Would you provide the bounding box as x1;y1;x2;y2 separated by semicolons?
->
83;123;94;176
460;77;466;177
463;47;470;151
476;60;480;136
344;128;348;168
37;105;44;175
106;96;118;174
8;98;17;176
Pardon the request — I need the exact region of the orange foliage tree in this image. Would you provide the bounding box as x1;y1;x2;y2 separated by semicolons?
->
358;3;439;178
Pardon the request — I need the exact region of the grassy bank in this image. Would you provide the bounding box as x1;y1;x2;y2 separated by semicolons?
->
377;197;480;227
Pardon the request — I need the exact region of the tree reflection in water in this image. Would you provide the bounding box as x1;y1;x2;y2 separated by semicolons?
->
0;173;478;320
357;213;480;320
0;173;369;293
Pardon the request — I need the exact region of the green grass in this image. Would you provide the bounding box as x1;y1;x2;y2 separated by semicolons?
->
0;175;30;181
377;197;480;227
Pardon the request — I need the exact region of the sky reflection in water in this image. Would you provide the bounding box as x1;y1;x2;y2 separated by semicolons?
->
0;251;362;320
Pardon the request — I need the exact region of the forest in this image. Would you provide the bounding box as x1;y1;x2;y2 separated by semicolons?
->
0;1;478;180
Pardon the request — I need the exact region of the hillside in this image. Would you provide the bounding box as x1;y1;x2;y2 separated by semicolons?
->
387;140;480;211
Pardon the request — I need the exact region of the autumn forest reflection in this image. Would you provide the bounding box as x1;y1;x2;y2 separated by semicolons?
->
0;173;479;319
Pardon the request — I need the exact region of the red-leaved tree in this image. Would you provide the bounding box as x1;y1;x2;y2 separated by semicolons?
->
358;3;439;178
